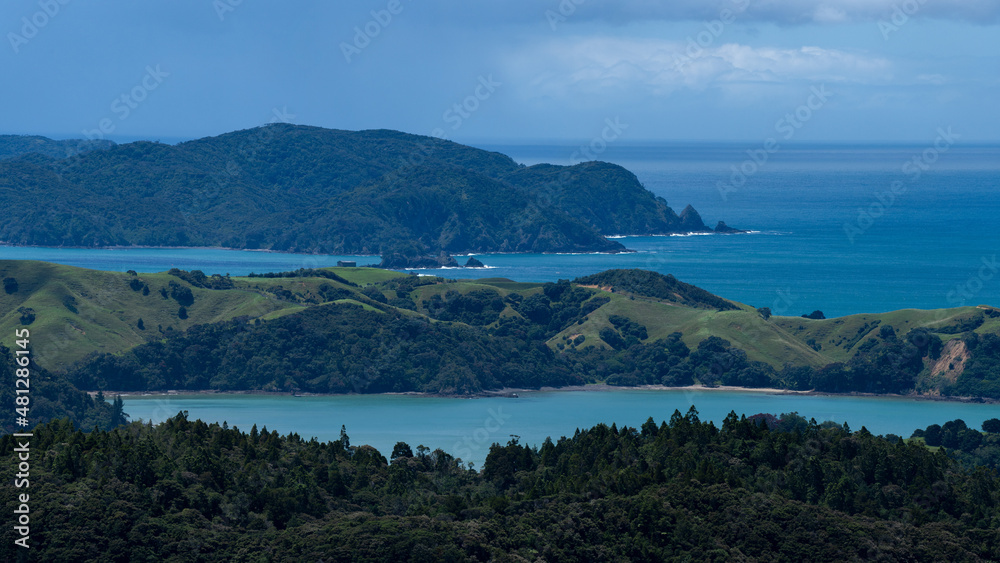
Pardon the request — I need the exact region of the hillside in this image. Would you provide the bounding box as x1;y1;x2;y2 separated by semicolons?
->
504;162;717;236
291;162;624;255
4;261;1000;400
573;269;739;310
0;126;736;257
0;260;301;369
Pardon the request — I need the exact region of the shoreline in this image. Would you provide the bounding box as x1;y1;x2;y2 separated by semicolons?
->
0;237;768;261
0;242;379;257
0;243;636;258
94;384;1000;405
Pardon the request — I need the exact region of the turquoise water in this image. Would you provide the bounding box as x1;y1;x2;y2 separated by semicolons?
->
123;389;1000;468
3;143;998;317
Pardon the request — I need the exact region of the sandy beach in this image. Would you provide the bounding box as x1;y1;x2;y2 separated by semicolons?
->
93;383;998;404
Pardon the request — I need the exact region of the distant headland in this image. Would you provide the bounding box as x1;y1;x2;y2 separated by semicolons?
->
0;125;742;268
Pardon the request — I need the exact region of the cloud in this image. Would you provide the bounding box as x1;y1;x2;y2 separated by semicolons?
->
532;0;1000;26
504;38;892;102
915;73;948;85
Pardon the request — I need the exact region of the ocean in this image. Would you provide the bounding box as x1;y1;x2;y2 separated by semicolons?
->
5;142;998;318
472;141;1000;318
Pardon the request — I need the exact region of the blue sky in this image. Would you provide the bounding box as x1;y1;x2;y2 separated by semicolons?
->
2;0;997;143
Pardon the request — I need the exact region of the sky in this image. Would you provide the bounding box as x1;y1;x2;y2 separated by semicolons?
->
1;0;998;144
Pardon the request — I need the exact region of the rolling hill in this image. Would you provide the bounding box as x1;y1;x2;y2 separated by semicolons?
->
0;260;309;368
4;261;999;400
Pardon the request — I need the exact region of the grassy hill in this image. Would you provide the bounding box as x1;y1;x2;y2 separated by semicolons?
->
772;307;985;363
0;261;324;369
4;261;999;399
549;294;830;368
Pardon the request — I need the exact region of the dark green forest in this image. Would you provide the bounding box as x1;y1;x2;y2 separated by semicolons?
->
911;417;1000;469
944;332;1000;398
0;127;734;257
65;303;580;395
3;409;1000;561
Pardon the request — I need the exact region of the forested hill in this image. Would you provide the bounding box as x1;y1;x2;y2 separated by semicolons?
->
574;269;739;310
0;125;735;255
0;134;115;160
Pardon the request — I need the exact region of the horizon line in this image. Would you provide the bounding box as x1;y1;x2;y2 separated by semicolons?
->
4;128;1000;147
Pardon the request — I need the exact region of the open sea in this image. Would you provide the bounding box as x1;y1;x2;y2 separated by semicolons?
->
478;141;1000;318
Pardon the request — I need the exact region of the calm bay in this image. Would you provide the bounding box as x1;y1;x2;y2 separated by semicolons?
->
122;389;1000;468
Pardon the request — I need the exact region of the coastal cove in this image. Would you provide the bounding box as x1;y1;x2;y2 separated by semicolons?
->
121;388;1000;468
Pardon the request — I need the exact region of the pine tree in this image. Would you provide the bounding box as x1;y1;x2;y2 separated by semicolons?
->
340;425;350;450
110;395;129;427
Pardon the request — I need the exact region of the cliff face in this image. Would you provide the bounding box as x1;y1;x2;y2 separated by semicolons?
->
0;125;737;255
506;162;710;236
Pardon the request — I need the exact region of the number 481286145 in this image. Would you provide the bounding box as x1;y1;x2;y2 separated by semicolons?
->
14;329;30;419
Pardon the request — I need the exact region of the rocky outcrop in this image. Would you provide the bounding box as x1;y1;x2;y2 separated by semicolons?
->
714;221;746;234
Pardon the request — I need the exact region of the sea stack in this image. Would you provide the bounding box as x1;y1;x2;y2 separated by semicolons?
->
678;204;708;232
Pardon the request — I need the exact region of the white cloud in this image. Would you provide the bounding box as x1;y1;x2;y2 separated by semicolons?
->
420;0;1000;26
534;0;1000;25
504;38;893;101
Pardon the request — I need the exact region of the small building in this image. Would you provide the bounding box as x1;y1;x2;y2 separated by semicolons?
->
337;260;357;267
